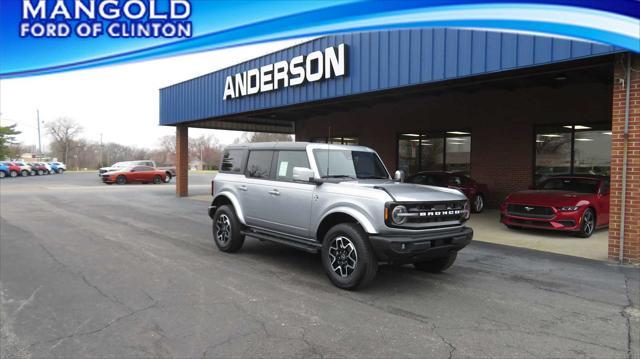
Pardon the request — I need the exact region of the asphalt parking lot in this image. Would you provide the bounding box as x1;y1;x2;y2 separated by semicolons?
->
1;172;638;358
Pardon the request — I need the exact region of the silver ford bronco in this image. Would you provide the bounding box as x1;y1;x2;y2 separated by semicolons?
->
209;142;473;289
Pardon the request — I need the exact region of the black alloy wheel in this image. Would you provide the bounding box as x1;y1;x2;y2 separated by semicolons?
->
321;223;377;290
116;175;127;185
577;208;596;238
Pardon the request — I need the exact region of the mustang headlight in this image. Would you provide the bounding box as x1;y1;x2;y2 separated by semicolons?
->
463;200;471;220
391;205;408;225
558;206;580;212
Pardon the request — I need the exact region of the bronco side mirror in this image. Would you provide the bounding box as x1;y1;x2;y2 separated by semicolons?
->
394;170;405;182
292;167;316;183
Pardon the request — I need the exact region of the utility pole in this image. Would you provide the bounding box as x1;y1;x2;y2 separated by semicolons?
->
200;144;204;170
99;133;103;167
36;110;42;158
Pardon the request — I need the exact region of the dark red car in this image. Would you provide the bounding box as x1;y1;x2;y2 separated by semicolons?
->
101;165;167;185
501;175;609;238
29;162;50;175
406;171;489;213
0;162;21;177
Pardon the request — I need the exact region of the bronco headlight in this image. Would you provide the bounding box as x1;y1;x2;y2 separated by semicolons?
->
391;205;408;225
558;206;579;212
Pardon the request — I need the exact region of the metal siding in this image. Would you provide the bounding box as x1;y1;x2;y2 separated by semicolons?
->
159;29;621;125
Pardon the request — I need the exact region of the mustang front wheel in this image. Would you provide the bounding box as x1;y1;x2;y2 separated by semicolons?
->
577;208;595;238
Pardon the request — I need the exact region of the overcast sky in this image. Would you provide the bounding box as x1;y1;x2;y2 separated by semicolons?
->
0;37;308;150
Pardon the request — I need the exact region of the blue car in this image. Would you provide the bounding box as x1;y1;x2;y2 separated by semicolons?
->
49;162;66;174
0;163;9;178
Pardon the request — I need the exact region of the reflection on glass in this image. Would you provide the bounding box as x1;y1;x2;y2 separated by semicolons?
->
420;136;444;172
574;130;611;175
535;130;571;182
398;134;419;174
445;136;471;174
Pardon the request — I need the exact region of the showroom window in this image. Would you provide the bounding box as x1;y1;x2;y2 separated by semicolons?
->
535;124;611;183
312;136;359;145
397;131;471;175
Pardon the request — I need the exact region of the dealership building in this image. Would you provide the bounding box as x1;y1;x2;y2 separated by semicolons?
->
159;29;639;263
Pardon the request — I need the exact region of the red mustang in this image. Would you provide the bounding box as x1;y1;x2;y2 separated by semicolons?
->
101;165;167;185
406;171;489;213
501;175;609;238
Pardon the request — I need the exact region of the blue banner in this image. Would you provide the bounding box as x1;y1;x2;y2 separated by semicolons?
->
1;0;638;79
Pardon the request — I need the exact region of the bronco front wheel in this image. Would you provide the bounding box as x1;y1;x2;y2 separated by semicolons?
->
321;223;377;290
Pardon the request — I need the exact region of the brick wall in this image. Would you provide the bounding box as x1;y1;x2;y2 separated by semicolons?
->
296;75;611;207
609;53;640;263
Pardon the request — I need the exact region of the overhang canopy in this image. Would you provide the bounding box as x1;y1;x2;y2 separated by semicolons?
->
159;28;621;132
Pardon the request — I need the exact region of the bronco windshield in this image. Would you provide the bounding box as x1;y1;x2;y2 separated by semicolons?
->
313;149;389;180
540;177;600;193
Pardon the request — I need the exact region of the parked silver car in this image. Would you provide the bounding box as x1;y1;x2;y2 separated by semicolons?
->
209;142;473;289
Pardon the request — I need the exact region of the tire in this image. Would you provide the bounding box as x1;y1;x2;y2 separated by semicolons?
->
153;175;163;184
44;170;50;175
472;194;485;213
414;252;458;273
30;171;36;176
576;208;596;238
116;175;127;185
57;169;64;174
164;172;172;183
20;170;29;177
0;171;5;178
321;223;378;290
37;170;43;176
10;170;18;178
212;205;244;252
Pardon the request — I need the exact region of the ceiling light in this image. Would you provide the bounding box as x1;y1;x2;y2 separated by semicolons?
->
448;142;465;145
403;134;420;137
554;75;567;81
446;131;470;135
410;139;420;142
602;131;612;135
421;143;433;146
536;140;544;143
575;138;594;142
563;125;592;130
447;137;467;141
540;134;563;138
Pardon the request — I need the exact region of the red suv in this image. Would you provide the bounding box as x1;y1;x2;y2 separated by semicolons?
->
406;171;489;213
501;175;609;238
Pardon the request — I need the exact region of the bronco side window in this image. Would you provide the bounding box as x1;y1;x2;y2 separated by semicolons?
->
276;151;310;182
246;150;274;179
220;149;244;173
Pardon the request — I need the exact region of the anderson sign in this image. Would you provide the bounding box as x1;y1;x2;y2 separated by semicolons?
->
223;43;348;100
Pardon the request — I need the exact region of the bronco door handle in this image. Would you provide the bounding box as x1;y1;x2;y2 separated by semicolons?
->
268;189;280;196
238;185;248;191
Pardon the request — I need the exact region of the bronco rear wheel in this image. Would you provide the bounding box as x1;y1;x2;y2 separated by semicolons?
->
414;252;457;273
321;223;377;290
213;205;244;252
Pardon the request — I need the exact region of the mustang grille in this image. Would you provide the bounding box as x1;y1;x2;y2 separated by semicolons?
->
507;204;554;219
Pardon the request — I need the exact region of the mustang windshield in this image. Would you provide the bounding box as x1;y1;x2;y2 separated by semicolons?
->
540;178;600;193
313;149;389;179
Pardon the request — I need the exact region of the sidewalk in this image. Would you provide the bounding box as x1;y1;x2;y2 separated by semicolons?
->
469;209;609;261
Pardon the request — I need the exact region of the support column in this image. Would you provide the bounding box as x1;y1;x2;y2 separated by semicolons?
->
609;53;640;263
176;125;189;197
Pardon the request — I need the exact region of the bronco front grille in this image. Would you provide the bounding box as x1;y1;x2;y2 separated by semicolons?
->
388;201;467;229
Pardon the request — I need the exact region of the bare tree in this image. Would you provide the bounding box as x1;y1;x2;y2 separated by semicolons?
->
46;117;83;164
189;135;222;169
237;132;293;143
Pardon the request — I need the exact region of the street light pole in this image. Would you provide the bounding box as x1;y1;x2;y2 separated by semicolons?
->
36;110;42;158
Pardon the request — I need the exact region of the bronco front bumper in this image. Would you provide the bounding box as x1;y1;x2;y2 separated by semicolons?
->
369;226;473;263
